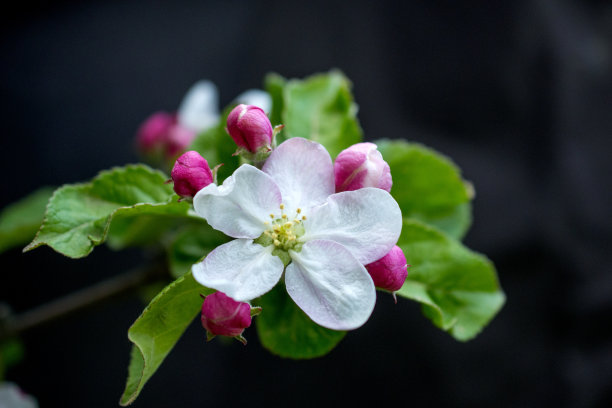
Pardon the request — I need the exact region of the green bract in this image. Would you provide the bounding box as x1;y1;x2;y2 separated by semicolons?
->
0;70;505;405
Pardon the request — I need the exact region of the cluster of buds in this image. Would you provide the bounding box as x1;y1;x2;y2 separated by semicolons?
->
200;291;261;345
169;103;407;344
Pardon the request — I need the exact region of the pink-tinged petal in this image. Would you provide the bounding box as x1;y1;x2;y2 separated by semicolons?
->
262;138;334;214
302;188;402;264
177;80;220;132
286;239;376;330
193;164;282;239
192;239;284;302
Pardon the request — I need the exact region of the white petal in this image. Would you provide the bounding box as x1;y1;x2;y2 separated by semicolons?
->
286;240;376;330
192;239;284;301
302;188;402;264
235;89;272;114
177;80;220;132
263;137;334;214
193;164;282;239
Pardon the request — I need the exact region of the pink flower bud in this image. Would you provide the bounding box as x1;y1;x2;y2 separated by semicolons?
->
226;104;273;153
136;111;175;153
201;292;252;338
170;151;213;198
365;245;408;292
136;112;196;159
334;142;392;192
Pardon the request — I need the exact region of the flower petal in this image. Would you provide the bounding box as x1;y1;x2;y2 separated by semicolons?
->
301;188;402;264
192;239;284;301
193;164;282;239
235;89;272;114
178;80;220;132
286;239;376;330
263;138;334;213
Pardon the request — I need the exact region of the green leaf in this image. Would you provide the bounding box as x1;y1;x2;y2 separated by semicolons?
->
281;70;363;158
396;219;505;341
167;224;229;278
0;187;54;254
188;104;241;183
265;72;286;126
24;165;189;258
120;271;211;406
377;139;473;240
255;285;346;359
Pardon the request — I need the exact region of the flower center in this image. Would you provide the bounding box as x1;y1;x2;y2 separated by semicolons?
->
255;204;306;262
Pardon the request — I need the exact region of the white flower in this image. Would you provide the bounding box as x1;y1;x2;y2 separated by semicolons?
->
192;138;402;330
177;81;272;133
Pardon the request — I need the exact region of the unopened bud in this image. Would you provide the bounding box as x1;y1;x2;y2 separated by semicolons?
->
226;104;273;153
170;151;213;198
334;142;392;192
136;112;196;160
201;292;257;344
136;111;175;154
365;245;408;293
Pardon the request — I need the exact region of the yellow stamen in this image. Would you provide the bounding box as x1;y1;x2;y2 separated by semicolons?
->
302;215;307;220
279;204;285;210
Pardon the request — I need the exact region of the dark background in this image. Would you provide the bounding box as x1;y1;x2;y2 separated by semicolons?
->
1;0;611;407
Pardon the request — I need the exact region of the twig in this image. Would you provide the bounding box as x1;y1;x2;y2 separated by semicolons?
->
0;264;167;341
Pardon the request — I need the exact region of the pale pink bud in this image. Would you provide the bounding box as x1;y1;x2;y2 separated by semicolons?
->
365;245;408;292
334;142;392;192
226;104;273;153
136;111;175;153
170;151;213;198
201;292;252;338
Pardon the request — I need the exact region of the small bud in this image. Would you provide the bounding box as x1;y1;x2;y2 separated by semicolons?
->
226;104;273;153
136;111;175;154
201;292;253;341
365;245;408;293
136;111;196;160
170;151;213;198
334;142;392;192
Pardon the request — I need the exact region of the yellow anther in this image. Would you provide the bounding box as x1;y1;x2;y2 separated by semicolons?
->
282;214;288;219
302;215;307;220
273;239;281;246
284;222;293;228
271;233;278;239
296;208;302;214
293;220;300;224
280;203;285;210
269;214;275;219
264;221;269;225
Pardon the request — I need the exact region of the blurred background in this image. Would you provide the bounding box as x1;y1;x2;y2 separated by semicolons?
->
1;0;611;406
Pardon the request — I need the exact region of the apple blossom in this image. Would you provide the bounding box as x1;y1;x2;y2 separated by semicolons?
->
192;137;402;330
